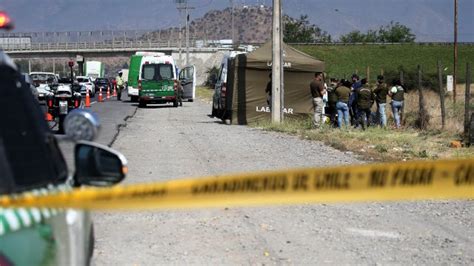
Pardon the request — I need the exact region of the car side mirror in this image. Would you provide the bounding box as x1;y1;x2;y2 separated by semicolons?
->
74;142;127;187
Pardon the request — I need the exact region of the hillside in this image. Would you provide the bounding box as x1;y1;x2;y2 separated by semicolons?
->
144;6;274;44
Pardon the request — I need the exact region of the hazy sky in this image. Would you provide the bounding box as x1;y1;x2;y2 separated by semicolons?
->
0;0;473;42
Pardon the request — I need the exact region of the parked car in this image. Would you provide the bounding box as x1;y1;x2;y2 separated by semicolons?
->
76;76;96;97
211;51;245;122
94;77;111;94
0;50;128;265
30;71;58;101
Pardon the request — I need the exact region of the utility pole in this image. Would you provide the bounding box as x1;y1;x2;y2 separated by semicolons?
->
272;0;283;123
176;0;194;66
230;0;235;44
453;0;458;103
177;7;183;65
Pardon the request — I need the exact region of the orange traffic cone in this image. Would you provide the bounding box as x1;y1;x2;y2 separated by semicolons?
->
98;87;103;102
106;86;111;100
113;85;117;97
45;112;53;121
85;89;91;108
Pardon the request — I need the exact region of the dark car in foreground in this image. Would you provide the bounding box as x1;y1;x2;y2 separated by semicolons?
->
0;47;128;265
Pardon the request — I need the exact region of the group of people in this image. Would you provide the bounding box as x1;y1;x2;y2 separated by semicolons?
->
311;72;405;130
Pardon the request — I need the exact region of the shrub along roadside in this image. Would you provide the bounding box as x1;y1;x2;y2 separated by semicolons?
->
251;116;474;162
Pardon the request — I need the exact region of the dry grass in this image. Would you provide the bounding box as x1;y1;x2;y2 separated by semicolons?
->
200;81;473;161
403;84;470;133
196;86;214;103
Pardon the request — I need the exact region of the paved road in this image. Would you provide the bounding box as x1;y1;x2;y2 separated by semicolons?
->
89;99;473;264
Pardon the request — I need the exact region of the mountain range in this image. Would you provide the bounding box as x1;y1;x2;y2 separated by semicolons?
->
0;0;473;42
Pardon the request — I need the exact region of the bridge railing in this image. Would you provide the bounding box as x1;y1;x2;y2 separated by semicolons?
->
0;40;187;51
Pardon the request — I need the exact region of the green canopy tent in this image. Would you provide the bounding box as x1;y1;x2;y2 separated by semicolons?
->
228;41;325;124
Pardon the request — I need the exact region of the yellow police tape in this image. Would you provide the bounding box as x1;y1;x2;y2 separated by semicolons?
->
0;158;473;210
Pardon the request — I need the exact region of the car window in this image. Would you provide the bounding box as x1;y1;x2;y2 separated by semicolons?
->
142;64;173;81
77;78;87;83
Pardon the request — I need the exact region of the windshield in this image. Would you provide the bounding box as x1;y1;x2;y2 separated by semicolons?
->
142;64;173;81
96;78;108;84
30;73;56;83
76;78;89;83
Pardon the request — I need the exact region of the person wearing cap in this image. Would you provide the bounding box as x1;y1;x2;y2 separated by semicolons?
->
373;75;388;127
389;79;405;128
309;72;326;128
115;72;124;101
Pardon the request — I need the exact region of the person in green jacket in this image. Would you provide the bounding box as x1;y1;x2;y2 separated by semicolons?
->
373;75;388;127
356;78;374;130
335;79;352;128
116;72;124;101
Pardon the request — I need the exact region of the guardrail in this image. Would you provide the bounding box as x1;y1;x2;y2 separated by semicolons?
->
0;40;184;51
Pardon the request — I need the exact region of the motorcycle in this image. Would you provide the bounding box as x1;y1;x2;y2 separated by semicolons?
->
45;82;82;134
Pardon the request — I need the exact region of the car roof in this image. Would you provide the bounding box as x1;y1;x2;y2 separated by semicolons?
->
29;72;56;75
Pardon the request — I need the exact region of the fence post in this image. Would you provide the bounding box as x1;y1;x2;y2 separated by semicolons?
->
438;60;446;129
366;66;370;84
417;65;428;130
400;70;404;85
464;62;472;145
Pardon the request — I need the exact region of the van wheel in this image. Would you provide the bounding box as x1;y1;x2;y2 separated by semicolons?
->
131;96;138;102
138;100;146;108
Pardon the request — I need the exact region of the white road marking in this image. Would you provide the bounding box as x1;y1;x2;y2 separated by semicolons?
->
17;208;32;227
4;210;20;231
346;228;401;239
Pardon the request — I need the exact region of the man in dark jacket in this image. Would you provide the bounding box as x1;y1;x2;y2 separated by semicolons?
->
373;75;388;127
326;78;339;127
356;78;374;130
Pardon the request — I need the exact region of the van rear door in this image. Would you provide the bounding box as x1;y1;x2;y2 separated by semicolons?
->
140;64;175;98
179;65;196;102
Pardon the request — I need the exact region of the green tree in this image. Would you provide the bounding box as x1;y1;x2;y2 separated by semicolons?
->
339;21;415;43
378;21;416;43
283;15;332;43
339;30;366;43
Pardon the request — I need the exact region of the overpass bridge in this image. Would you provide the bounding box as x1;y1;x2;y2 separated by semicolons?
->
0;30;237;59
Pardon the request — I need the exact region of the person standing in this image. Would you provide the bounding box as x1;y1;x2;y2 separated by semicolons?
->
373;75;388;127
349;74;362;126
326;78;339;127
265;73;272;108
356;78;374;130
389;79;405;128
335;79;352;128
310;72;326;128
115;72;125;101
